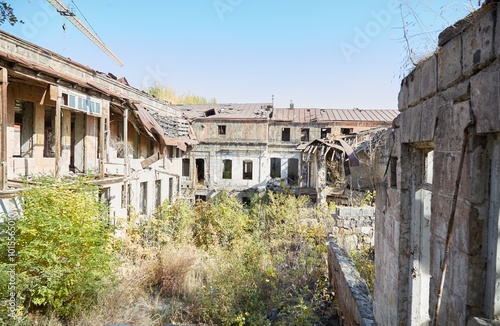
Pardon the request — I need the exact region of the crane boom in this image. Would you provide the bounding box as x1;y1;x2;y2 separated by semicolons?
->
47;0;124;67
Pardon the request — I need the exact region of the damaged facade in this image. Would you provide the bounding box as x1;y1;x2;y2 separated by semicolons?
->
375;2;500;325
176;104;397;203
0;29;397;220
0;30;194;219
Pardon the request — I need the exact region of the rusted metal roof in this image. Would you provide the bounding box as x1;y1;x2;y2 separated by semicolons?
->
176;103;273;120
272;108;398;123
177;104;398;123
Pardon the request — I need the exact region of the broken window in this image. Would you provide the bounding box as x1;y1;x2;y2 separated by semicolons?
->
270;158;281;178
14;100;34;158
282;128;291;141
321;128;331;139
44;106;56;158
287;158;299;185
243;160;253;180
148;139;155;157
155;179;162;208
301;128;310;142
182;158;190;177
140;181;147;214
341;128;353;135
218;125;226;135
223;159;232;179
196;158;205;182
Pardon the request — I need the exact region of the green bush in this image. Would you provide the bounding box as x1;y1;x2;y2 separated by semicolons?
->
0;176;115;321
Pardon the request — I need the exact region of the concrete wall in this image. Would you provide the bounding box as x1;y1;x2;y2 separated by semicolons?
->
192;120;268;144
375;2;500;325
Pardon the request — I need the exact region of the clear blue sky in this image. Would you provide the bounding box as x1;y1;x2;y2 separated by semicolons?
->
1;0;478;109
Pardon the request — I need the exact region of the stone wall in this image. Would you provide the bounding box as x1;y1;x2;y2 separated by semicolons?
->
375;2;500;325
327;240;374;326
328;206;375;253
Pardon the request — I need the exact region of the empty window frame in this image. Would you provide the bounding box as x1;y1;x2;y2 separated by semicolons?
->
301;128;310;142
282;128;291;141
182;158;190;177
218;125;226;135
196;158;205;182
288;158;299;185
155;179;162;208
223;159;232;179
121;184;126;209
43;106;56;158
140;181;147;214
341;128;353;135
321;128;332;139
270;158;281;178
390;157;398;188
243;160;253;180
14;100;35;158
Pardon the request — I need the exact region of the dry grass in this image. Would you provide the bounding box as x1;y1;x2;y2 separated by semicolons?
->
73;244;205;326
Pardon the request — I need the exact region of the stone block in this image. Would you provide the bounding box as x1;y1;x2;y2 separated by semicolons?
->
398;77;409;112
462;7;495;76
435;101;472;151
419;96;440;142
409;102;422;143
408;68;422;107
430;154;453;196
459;137;489;205
470;60;500;133
438;34;462;90
438;80;470;103
466;256;486;308
400;109;412;143
420;53;438;100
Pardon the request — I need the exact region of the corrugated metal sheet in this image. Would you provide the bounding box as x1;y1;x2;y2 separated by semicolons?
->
272;108;398;122
176;104;398;123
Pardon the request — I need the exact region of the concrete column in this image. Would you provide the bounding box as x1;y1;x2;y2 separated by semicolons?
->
54;87;61;176
60;109;71;175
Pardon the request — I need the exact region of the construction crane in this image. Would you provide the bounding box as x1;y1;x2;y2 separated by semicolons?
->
47;0;124;67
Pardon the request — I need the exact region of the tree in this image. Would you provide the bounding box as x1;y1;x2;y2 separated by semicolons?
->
148;82;216;105
0;176;115;320
0;2;20;26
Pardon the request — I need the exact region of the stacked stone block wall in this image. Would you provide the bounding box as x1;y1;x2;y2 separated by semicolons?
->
327;206;375;253
375;2;500;325
327;240;374;326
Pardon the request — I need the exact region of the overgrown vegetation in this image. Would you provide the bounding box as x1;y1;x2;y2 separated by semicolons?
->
118;191;337;325
1;184;340;325
350;246;375;295
0;176;115;324
148;81;217;104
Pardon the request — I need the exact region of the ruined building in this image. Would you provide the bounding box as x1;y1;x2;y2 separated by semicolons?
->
176;103;396;203
0;30;193;219
0;28;396;221
375;2;500;325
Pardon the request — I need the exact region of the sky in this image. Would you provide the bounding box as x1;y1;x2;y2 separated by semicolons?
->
0;0;480;109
